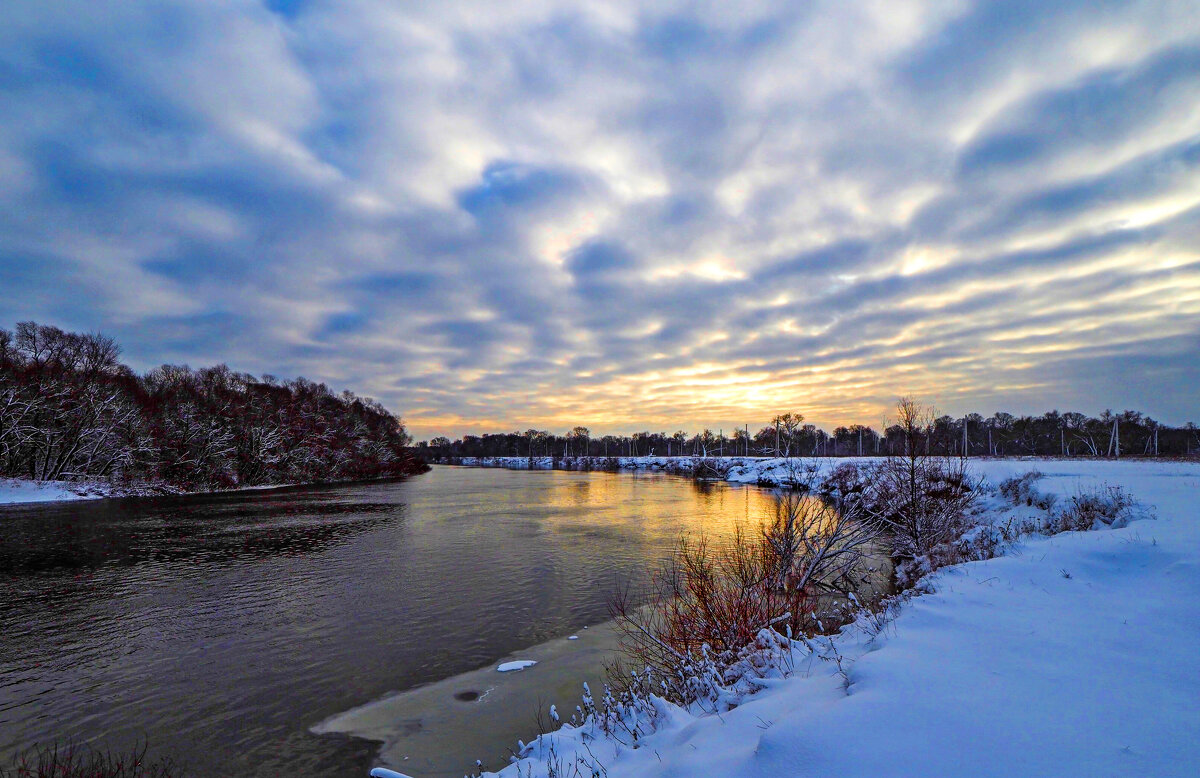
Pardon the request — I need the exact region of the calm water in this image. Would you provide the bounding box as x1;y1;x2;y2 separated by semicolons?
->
0;466;786;777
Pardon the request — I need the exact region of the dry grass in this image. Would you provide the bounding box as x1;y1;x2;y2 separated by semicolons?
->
611;479;880;701
1;742;179;778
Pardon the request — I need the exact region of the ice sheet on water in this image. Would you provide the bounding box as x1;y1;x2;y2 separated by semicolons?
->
314;623;621;776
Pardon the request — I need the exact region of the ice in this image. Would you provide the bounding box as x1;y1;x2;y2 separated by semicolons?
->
317;625;620;775
368;769;413;778
496;660;537;673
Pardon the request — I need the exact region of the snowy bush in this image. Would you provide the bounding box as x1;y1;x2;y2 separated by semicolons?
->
995;475;1145;534
858;455;980;572
504;627;803;778
998;471;1058;510
690;457;732;480
853;400;982;570
1053;485;1140;531
820;462;869;502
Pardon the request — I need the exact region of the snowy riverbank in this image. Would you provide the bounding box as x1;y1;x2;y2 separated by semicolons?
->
0;475;415;507
452;453;1200;486
438;458;1200;778
0;477;120;505
0;477;296;506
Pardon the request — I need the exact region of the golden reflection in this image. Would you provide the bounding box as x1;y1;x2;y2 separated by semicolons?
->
527;469;832;556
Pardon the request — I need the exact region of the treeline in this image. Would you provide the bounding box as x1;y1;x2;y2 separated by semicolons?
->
0;322;426;490
419;408;1200;461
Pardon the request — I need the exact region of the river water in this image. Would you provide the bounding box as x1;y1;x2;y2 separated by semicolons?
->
0;466;788;776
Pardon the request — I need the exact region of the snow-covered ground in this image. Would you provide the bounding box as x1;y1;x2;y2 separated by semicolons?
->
453;458;1200;778
0;477;113;505
0;477;308;507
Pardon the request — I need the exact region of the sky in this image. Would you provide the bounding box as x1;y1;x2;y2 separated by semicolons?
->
2;0;1199;439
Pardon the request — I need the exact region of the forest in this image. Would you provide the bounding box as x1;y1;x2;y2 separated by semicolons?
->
0;322;426;490
420;408;1200;461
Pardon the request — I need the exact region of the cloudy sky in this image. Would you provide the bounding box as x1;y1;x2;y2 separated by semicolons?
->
2;0;1199;438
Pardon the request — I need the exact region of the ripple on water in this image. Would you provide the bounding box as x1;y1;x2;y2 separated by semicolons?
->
1;468;796;777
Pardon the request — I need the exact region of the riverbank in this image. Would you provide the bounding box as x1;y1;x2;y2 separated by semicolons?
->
0;469;429;507
460;458;1200;778
0;477;125;504
453;453;1200;486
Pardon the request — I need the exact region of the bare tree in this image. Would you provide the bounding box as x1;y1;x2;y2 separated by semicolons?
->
865;397;977;564
772;412;805;457
1;322;424;488
570;425;590;457
731;427;750;456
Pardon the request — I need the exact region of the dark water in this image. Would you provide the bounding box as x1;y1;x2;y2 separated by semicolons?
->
0;466;783;777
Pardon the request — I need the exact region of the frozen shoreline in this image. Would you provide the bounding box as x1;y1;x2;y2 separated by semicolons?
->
316;622;623;777
0;474;417;507
0;477;118;505
432;457;1200;778
451;453;1200;487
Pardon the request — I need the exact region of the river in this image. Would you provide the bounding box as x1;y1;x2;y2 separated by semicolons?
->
0;466;789;776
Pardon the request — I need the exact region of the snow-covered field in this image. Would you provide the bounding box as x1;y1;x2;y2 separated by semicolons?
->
448;458;1200;778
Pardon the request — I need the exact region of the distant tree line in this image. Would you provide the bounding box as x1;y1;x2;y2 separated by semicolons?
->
419;408;1200;461
0;322;426;490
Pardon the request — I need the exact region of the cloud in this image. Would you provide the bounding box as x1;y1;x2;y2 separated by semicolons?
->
1;0;1198;437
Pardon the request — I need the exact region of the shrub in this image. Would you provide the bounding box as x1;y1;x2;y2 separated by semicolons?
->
610;468;879;704
859;455;979;565
690;457;732;481
1055;485;1137;531
859;399;981;569
820;462;869;502
998;470;1057;510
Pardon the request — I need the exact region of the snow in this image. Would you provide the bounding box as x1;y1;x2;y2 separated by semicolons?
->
368;769;413;778
497;660;538;673
0;477;109;505
472;458;1200;778
0;477;309;507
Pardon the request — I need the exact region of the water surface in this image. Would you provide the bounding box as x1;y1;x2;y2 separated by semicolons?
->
0;467;783;776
